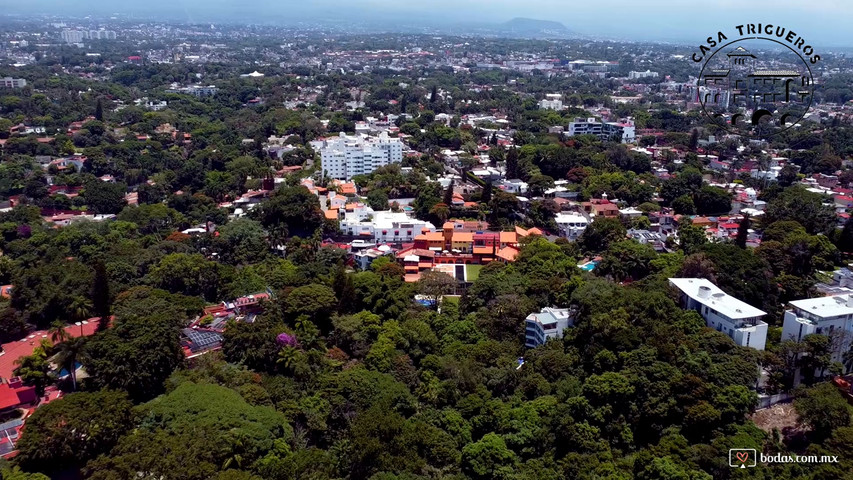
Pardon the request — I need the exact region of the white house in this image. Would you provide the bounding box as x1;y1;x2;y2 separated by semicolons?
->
319;132;403;180
339;205;435;243
669;278;768;350
554;212;589;241
525;307;575;348
497;179;528;194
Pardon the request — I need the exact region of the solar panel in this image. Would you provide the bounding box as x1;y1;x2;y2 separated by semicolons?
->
181;329;223;353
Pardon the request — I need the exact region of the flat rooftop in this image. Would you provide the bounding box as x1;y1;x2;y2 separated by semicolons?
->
669;278;766;320
789;295;853;319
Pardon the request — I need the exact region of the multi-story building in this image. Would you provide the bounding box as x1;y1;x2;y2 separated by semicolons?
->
525;307;575;348
629;70;659;79
567;117;636;143
60;29;87;43
782;295;853;369
339;205;435;243
88;30;116;40
554;212;589;241
318;132;403;180
0;78;26;89
669;277;768;350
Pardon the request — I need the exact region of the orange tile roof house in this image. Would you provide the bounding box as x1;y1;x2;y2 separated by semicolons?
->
582;198;620;218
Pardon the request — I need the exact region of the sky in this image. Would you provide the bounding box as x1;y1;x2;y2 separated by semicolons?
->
5;0;852;46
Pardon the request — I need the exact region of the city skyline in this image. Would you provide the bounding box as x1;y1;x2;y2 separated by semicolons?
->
2;0;852;47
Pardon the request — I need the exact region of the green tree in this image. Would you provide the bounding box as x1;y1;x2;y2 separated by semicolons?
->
94;98;104;121
671;194;696;215
82;180;127;215
735;214;750;248
765;186;836;234
86;383;290;480
251;186;323;244
15;390;134;474
55;336;86;391
12;343;51;396
794;382;852;441
461;433;518;480
578;217;627;254
81;316;184;401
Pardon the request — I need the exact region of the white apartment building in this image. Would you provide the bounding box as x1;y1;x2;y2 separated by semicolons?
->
319;132;404;180
554;212;589;241
567;117;636;143
525;307;575;348
88;30;117;40
669;278;768;350
629;70;659;79
338;205;435;243
0;78;26;89
60;30;87;43
782;295;853;368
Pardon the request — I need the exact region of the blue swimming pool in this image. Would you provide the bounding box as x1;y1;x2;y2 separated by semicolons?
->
579;261;598;272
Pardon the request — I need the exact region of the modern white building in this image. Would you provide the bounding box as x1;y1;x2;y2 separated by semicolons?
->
319;132;404;180
0;78;26;89
782;295;853;368
497;179;529;194
669;278;768;350
167;85;218;97
554;212;589;241
629;70;659;79
525;307;575;348
567;117;636;143
60;30;87;43
338;205;435;243
88;30;116;40
538;94;564;110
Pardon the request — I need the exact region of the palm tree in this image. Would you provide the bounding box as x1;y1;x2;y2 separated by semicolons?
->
430;203;450;224
70;296;93;323
49;320;70;344
54;337;86;391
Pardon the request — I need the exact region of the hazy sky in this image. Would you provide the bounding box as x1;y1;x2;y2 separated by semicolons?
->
6;0;852;46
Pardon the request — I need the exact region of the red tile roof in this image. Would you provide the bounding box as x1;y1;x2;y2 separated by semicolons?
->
0;319;103;381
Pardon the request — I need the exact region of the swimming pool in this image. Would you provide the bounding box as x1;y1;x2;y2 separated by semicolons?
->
578;261;598;272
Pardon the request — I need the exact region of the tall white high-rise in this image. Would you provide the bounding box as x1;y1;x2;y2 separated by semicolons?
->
318;132;403;180
60;29;87;43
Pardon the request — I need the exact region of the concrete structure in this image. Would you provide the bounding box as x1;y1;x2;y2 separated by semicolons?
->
629;70;659;79
669;278;768;350
525;307;575;348
167;85;218;97
319;132;403;180
60;29;87;43
0;78;26;89
782;295;853;369
554;212;589;241
538;94;564;110
567;117;636;143
88;30;116;40
497;179;529;194
339;205;435;243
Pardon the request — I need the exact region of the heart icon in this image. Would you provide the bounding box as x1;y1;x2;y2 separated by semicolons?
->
736;452;749;464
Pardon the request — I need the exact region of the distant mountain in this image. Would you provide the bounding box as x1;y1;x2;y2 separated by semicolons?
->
497;17;574;38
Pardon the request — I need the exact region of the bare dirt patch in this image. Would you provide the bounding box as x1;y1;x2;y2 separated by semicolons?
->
751;402;807;439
